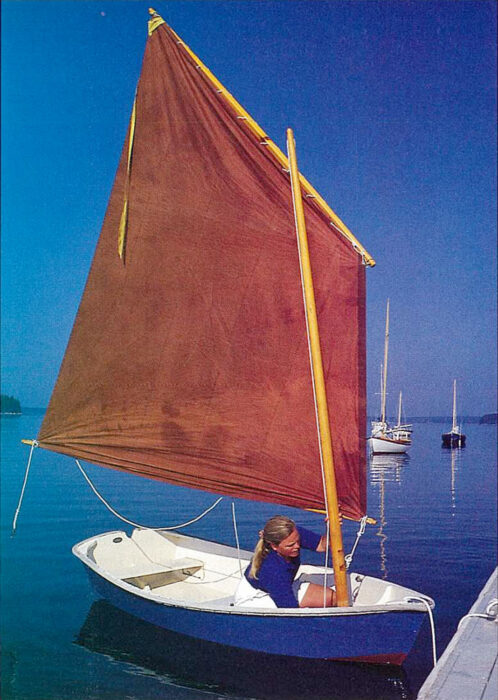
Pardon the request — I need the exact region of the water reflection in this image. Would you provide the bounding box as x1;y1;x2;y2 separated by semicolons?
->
440;447;462;516
76;600;415;700
369;454;409;580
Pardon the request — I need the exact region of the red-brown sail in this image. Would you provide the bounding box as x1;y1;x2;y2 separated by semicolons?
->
38;16;367;520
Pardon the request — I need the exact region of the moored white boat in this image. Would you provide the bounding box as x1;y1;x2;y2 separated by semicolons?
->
369;431;411;454
368;305;412;454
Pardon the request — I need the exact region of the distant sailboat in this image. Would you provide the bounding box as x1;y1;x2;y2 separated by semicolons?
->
368;302;412;454
442;380;466;448
21;9;433;665
391;391;413;442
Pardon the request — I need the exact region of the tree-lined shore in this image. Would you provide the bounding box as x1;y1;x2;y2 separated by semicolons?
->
1;394;22;414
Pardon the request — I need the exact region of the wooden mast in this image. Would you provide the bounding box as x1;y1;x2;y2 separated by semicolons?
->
381;299;390;428
286;128;349;607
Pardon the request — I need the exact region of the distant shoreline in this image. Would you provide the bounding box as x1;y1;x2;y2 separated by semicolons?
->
368;415;497;424
1;406;45;416
3;408;495;423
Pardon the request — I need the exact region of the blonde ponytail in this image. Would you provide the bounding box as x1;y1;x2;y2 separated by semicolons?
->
248;515;295;580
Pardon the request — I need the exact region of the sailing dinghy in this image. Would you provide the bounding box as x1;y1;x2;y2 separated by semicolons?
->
24;10;433;664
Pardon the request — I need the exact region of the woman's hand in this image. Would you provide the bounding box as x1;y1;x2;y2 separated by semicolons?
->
317;508;343;551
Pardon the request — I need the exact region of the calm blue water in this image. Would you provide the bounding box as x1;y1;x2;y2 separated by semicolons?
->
1;412;496;700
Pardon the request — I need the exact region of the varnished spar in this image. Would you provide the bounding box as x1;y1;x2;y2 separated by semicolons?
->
286;128;349;607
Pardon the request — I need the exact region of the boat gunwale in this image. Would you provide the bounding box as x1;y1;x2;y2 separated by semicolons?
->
369;435;412;446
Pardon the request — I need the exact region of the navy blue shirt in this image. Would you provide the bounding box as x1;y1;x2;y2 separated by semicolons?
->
244;526;321;608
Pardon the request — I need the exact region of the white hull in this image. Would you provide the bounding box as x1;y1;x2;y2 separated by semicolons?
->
368;435;410;454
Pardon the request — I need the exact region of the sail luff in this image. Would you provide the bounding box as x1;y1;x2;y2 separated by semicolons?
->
286;128;349;606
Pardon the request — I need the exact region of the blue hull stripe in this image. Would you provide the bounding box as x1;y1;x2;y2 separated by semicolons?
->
87;569;425;662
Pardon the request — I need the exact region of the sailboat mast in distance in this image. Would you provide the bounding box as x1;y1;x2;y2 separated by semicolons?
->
452;379;457;432
381;300;390;426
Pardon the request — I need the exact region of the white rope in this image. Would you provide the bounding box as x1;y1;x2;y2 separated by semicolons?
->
290;170;333;593
75;459;223;530
323;518;331;606
12;440;39;534
457;598;498;630
345;515;368;569
231;501;243;577
181;569;242;585
404;596;437;667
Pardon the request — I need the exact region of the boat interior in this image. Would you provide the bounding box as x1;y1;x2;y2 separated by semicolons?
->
76;528;427;611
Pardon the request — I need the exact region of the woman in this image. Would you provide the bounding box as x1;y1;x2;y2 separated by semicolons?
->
234;515;336;608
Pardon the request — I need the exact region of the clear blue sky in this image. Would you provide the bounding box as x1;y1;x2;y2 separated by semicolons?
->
1;0;496;417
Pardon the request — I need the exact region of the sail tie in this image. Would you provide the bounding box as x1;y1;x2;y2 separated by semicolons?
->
75;459;223;530
12;439;39;534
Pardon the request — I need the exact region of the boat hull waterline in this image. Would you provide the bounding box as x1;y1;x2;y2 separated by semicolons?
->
442;431;466;448
73;529;433;665
368;435;411;454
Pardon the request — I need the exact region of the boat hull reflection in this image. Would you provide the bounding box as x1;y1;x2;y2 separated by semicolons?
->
76;600;414;700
